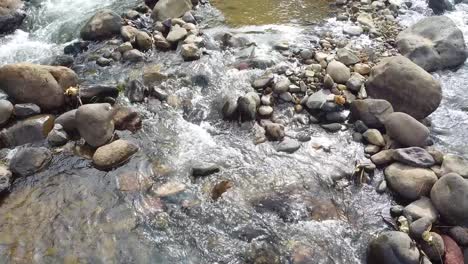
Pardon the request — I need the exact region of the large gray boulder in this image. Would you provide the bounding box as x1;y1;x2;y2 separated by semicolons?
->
75;103;114;147
350;99;393;128
431;173;468;227
152;0;192;21
384;112;430;147
0;0;25;34
367;231;420;264
397;16;466;72
80;9;122;41
385;163;438;201
0;63;78;110
366;56;441;120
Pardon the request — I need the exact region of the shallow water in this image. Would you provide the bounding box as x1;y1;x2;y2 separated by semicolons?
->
0;0;467;263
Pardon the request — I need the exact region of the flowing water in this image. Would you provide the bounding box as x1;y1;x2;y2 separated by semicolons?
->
0;0;467;263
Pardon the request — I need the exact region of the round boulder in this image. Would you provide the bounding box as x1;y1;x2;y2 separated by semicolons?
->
384;112;430;147
385;162;438;201
93;139;139;170
431;173;468;227
366;56;441;119
367;231;420;264
0;63;78;110
80;9;123;41
75;103;115;147
350;99;394;128
326;60;350;84
397;16;466;72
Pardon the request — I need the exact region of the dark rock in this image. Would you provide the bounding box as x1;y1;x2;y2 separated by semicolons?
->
350;99;393;128
47;124;69;147
354;120;369;133
366;56;442;120
125;80;149;103
428;0;454;13
449;226;468;247
403;197;438;222
79;85;119;104
393;147;436;168
64;41;89;56
221;97;238;120
0;3;25;34
385;163;438;201
237;93;258;122
13;103;41;119
409;217;433;239
55;110;77;134
367;231;420;264
212;180;233;200
192;164;220;177
431;173;468;227
112;107;142;133
384;112;430;147
80;9;122;41
10;147;52;177
397;16;465;72
96;57;112;67
0;115;55;147
420;232;445;262
51;55;74;67
321;123;342;132
390;205;405;217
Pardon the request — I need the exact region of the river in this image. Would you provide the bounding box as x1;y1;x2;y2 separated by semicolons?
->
0;0;466;263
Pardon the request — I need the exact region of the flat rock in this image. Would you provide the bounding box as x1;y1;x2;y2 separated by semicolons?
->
10;147;52;177
277;138;301;153
0;115;55;147
393;147;435;168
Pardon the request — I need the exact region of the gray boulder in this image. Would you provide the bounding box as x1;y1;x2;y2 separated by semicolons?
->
393;147;436;168
409;217;433;239
431;173;468;227
350;99;393;128
449;226;468;246
152;0;192;21
326;61;350;84
10;147;52;177
336;48;360;66
47;124;69;147
367;231;420;264
441;154;468;178
0;63;78;110
385;163;438;200
403;196;438;222
55;109;77;134
384;112;430;147
80;9;122;41
0;99;13;126
75;103;114;147
14;103;41;119
397;16;466;72
366;56;441;119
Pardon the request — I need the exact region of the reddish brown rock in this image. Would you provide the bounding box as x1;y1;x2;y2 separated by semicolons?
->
442;235;464;264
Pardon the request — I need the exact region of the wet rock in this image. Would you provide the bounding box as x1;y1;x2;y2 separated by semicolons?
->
384;112;430;147
10;147;52;177
125;79;149;103
371;150;395;166
354;120;369;133
403;197;438;222
326;61;350;84
153;34;171;50
365;145;380;155
181;43;201;61
0;99;13;126
0;166;12;194
252;73;274;89
321;123;342;132
350;99;393;128
80;9;122;41
152;0;193;21
166;25;187;43
0;115;55;147
221;97;238;120
409;217;433;239
363;129;385;147
441;154;468;178
367;231;420;264
431;173;468;227
397;16;465;72
385;163;438;200
428;0;453;14
343;25;363;36
112;107;142;133
449;226;468;247
51;55;74;67
393;147;435;168
75;103;114;147
273;76;291;93
93;140;138;170
390;205;405;217
421;232;445;262
96;57;112;67
142;65;168;86
354;63;371;75
258;105;273;116
117;42;133;53
305;89;330;110
346;73;365;92
366;56;441;119
122;49;145;62
0;63;78;110
47;124;69;147
55;109;77;134
192;164;220;177
336;48;360;65
237;92;259;121
120;25;139;42
442;235;464;264
0;0;25;34
277;138;301;153
135;31;153;51
145;0;158;9
265;123;285;141
153;182;186;197
323;74;335;89
212;180;233;200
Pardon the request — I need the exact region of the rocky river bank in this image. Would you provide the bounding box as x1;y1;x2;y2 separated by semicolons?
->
0;0;468;263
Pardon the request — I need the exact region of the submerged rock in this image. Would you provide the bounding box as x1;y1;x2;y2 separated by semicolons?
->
366;56;441;120
0;115;55;147
80;9;122;41
212;180;233;200
10;147;52;177
276;138;301;153
397;16;466;72
0;63;78;110
367;231;420;264
431;173;468;227
75;103;114;148
93;139;139;170
112;107;142;133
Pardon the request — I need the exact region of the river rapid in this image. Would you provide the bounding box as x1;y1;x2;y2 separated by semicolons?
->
0;0;466;263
